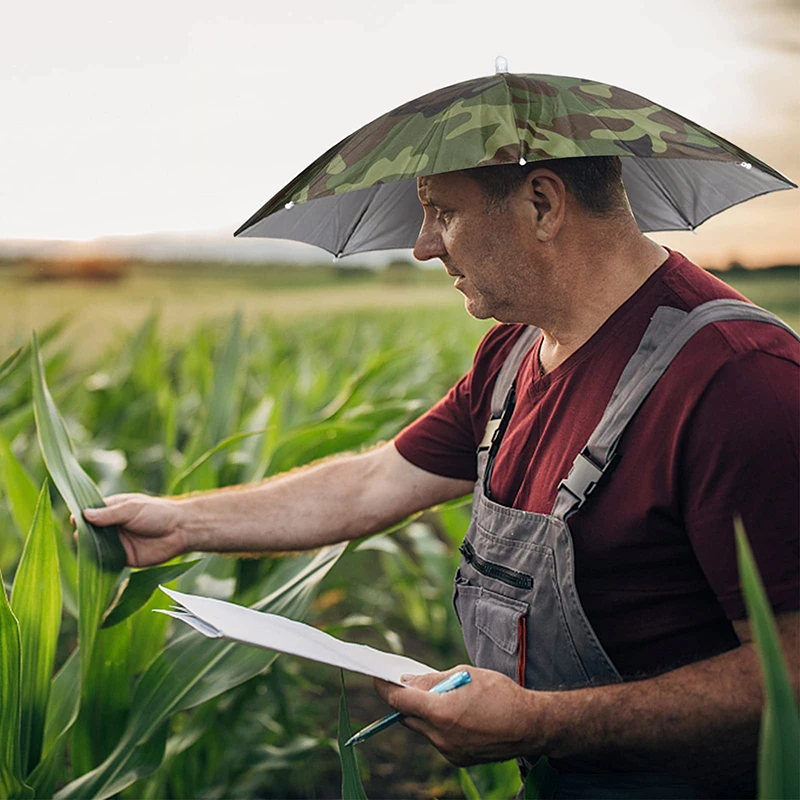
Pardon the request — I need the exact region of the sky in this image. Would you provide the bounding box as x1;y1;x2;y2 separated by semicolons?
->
1;0;798;267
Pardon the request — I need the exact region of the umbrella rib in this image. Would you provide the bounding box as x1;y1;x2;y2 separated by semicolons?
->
335;185;380;257
632;157;694;230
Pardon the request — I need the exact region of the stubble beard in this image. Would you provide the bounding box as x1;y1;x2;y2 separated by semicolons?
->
460;281;503;321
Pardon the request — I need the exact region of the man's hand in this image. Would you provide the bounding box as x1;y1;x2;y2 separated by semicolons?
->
374;666;551;767
76;493;186;567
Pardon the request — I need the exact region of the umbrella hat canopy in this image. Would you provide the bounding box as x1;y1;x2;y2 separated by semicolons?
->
235;72;795;256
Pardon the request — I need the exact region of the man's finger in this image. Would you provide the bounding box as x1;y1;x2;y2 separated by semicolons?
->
375;670;469;718
374;678;427;716
82;502;132;527
401;671;447;691
82;506;112;526
102;493;138;507
401;666;469;691
400;715;437;737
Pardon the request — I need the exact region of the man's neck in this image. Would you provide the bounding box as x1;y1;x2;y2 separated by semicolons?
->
536;231;669;375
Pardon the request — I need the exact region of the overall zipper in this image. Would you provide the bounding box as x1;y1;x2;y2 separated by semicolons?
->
459;538;533;590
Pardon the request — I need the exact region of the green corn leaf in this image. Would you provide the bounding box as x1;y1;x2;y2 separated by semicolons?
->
159;381;178;480
459;768;482;800
264;420;375;477
102;560;202;628
320;349;409;420
734;519;800;800
128;589;172;677
464;761;524;800
28;648;80;797
116;311;159;389
0;348;23;385
237;397;276;483
206;312;243;450
178;313;244;490
25;735;67;800
30;331;127;689
0;432;39;539
0;567;26;798
1;373;84;445
431;499;472;551
55;528;78;619
0;430;79;618
167;428;273;496
0;764;34;798
523;757;559;800
41;648;80;757
343;399;424;427
9;483;62;776
72;621;133;773
337;671;368;800
55;544;346;800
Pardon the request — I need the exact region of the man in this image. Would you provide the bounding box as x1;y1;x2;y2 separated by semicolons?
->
84;157;799;798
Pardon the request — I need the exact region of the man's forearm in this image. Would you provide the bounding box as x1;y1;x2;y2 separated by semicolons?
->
537;642;764;794
175;448;398;553
172;442;472;556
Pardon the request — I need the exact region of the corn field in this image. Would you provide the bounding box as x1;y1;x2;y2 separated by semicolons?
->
0;269;796;799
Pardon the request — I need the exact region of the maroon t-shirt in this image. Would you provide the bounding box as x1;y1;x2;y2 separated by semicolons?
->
395;250;799;678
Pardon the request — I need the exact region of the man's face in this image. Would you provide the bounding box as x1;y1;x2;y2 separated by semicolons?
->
413;171;535;322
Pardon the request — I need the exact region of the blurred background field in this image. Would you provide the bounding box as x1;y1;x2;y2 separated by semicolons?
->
1;258;797;362
0;257;796;799
0;259;472;367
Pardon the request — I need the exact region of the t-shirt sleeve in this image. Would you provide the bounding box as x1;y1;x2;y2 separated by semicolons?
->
681;350;799;620
394;374;478;481
394;324;523;481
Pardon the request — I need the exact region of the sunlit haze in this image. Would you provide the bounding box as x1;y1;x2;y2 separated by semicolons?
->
2;0;797;267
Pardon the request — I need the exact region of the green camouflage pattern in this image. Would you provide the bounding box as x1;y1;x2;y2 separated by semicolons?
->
252;73;781;217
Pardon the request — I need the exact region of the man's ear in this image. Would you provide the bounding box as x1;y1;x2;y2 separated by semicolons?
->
527;170;567;242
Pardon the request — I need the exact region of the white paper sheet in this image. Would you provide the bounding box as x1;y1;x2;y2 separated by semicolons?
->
157;586;435;686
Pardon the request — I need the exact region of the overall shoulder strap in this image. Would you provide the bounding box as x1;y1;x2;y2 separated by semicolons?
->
552;300;799;520
478;326;540;451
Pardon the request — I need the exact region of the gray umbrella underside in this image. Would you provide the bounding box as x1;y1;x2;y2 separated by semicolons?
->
235;158;793;258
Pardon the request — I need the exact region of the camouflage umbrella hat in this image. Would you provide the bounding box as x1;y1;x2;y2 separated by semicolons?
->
234;70;795;257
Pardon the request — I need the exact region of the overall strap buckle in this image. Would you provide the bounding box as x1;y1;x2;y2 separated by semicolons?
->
478;417;502;451
557;448;615;511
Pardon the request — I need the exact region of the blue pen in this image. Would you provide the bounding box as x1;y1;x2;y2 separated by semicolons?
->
345;670;471;747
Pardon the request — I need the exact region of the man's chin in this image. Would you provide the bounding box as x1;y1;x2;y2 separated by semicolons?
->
463;297;493;321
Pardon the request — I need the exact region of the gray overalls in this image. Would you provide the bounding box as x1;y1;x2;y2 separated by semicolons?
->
453;300;799;798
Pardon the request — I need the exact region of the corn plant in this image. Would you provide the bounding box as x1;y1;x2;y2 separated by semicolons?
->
0;331;365;798
338;673;368;800
735;519;800;800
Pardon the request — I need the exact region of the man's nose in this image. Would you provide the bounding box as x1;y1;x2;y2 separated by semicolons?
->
413;221;445;262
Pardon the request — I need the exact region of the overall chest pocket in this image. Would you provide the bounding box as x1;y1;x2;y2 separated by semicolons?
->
454;579;529;684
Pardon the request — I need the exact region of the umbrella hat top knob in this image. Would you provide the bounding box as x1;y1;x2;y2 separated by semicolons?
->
494;55;509;74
